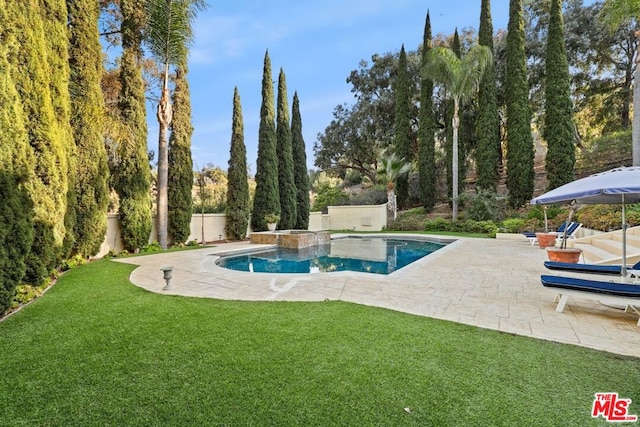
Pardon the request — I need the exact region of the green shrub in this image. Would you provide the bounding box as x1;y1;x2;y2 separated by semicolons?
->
500;218;527;233
575;204;640;231
466;191;498;221
387;216;425;231
61;254;87;271
348;186;387;206
11;284;44;309
141;241;163;253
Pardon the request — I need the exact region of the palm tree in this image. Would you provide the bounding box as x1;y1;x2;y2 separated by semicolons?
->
599;0;640;166
377;152;411;220
145;0;207;248
422;45;492;220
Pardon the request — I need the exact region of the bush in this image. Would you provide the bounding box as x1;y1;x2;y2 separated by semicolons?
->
61;254;87;271
141;241;163;253
466;191;498;221
348;186;387;206
500;218;527;233
576;204;640;231
11;285;44;309
387;216;425;231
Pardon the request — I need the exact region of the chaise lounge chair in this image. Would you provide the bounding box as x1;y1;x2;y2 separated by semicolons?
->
540;274;640;326
543;261;640;277
523;222;582;246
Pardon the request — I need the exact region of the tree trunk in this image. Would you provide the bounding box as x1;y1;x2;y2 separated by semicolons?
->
156;70;172;249
634;31;640;166
452;99;459;220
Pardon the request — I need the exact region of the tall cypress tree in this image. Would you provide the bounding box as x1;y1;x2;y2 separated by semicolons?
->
251;50;280;231
0;1;34;314
544;0;575;190
168;67;194;244
394;45;412;209
418;11;437;211
67;0;110;257
291;92;310;229
12;3;68;283
505;0;535;208
276;68;297;230
476;0;501;192
115;0;152;251
226;87;251;240
42;0;76;260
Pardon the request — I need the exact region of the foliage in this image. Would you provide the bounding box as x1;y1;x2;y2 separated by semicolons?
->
226;87;251;240
576;130;632;175
168;67;195;244
505;0;535;208
264;213;280;224
346;186;387;206
0;171;34;315
68;0;110;258
311;173;348;212
376;152;411;189
465;191;498;221
291;92;310;229
543;0;576;190
500;218;528;233
114;0;152;252
276;69;297;230
10;284;44;309
252;51;281;231
576;204;640;231
393;45;412;209
141;241;163;253
418;12;437;211
61;255;87;272
476;0;501;192
423;218;498;235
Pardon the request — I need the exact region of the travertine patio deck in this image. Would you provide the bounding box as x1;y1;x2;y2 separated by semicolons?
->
115;235;640;358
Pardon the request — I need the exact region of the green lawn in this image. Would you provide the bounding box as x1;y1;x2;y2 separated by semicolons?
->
0;260;638;426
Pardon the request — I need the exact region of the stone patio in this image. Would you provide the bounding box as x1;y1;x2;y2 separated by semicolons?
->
115;234;640;358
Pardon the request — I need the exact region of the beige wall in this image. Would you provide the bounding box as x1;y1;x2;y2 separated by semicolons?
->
98;204;388;258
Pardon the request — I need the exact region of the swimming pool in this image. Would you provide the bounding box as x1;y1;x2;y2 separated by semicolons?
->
216;237;447;275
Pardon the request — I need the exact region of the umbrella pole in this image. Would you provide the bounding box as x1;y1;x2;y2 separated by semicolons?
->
622;194;627;278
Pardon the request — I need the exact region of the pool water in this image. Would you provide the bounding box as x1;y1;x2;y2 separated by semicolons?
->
216;237;446;275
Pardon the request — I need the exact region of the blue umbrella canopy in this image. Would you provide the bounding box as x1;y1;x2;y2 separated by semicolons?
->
530;166;640;277
530;166;640;205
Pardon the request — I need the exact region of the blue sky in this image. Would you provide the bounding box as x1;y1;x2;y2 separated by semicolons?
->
159;0;512;173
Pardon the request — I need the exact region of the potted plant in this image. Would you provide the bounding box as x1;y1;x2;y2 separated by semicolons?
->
264;213;280;232
546;204;581;263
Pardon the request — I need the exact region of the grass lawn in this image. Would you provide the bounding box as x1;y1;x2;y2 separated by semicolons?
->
0;260;638;426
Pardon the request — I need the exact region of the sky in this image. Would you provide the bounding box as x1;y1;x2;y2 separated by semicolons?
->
157;0;512;173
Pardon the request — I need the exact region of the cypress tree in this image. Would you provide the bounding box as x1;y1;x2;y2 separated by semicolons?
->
226;87;251;240
115;0;152;251
67;0;110;257
42;0;76;261
505;0;535;208
168;67;194;244
476;0;501;192
543;0;575;190
251;50;280;231
394;45;412;209
418;11;437;211
291;92;310;229
11;3;69;283
0;1;34;313
276;68;297;230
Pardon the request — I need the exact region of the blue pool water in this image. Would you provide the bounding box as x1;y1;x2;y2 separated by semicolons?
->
216;237;446;275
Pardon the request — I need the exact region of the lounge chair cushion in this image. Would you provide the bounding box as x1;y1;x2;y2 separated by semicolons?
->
540;275;640;298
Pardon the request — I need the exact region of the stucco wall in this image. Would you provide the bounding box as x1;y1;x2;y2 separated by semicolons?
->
98;204;388;258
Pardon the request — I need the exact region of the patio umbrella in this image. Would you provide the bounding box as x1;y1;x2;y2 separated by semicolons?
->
530;166;640;277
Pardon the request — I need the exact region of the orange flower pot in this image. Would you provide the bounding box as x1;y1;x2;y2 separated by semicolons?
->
535;232;557;249
546;247;582;263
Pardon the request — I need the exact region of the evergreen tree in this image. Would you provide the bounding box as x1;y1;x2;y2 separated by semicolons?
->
168;67;194;244
544;0;575;190
291;92;310;230
115;0;152;252
418;11;437;211
0;1;34;314
226;87;251;240
67;0;110;257
505;0;535;208
251;51;280;231
11;3;69;283
276;68;297;230
394;45;412;209
476;0;501;192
